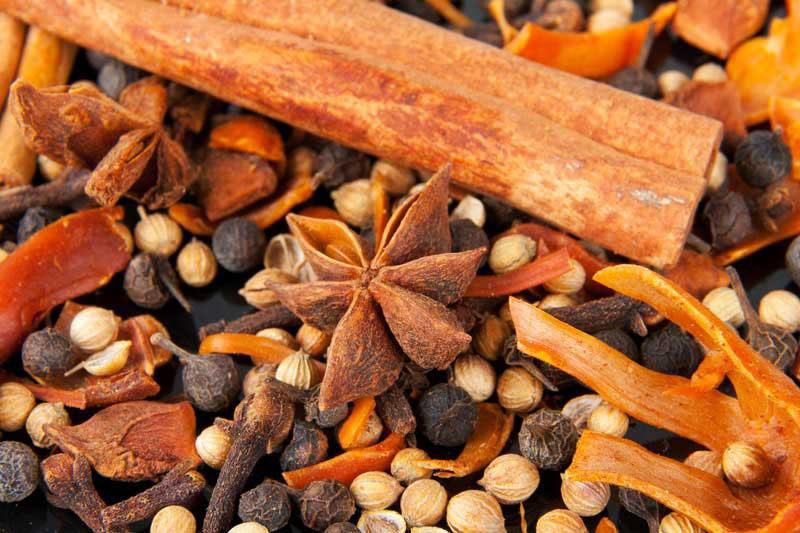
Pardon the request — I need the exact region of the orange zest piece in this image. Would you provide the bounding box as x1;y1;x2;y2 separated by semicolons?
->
209;115;285;173
465;248;571;297
423;0;472;28
510;264;800;533
596;517;618;533
415;403;514;477
199;333;295;365
769;96;800;181
243;171;317;229
503;2;676;78
337;396;377;449
283;433;406;489
487;0;518;45
168;203;218;236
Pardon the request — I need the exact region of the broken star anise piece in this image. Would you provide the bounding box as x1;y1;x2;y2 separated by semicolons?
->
9;77;190;209
270;165;485;410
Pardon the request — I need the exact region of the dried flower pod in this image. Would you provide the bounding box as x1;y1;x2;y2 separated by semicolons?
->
134;206;182;256
0;383;35;432
350;471;404;510
276;350;320;389
451;195;486;228
759;290;800;332
473;314;511;361
21;327;78;379
478;453;540;504
721;441;774;488
586;403;629;437
150;505;196;533
496;367;543;414
300;479;356;531
391;448;433;485
265;233;316;282
707;151;728;193
212;217;266;273
593;329;639;361
65;339;131;377
242;364;278;396
238;479;291;531
314;142;369;190
519;408;579;470
657;70;689;95
536;509;587;533
280;420;329;471
659;512;703;533
69;306;119;352
240;268;299;309
228;523;270;533
332;179;373;227
371;159;416;196
195;424;232;469
451;352;496;402
640;323;702;377
692;62;727;83
357;510;407;532
587;9;629;32
544;258;586;295
17;206;62;244
560;477;611;516
25;402;70;448
702;287;745;327
703;191;753;251
489;234;537;274
0;441;39;502
417;384;477;447
176;238;217;287
401;479;447;527
684;450;723;478
297;323;331;356
538;294;577;310
325;523;359;533
256;327;300;350
446;490;504;533
735;130;792;189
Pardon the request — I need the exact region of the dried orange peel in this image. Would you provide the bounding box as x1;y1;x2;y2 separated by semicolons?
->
769;96;800;181
510;264;800;533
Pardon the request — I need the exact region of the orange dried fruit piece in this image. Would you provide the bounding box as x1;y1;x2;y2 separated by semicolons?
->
209;115;285;173
769;96;800;181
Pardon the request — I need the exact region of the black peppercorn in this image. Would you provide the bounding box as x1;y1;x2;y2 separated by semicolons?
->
703;191;754;251
17;206;62;244
734;130;792;189
607;67;658;98
212;217;266;273
594;329;639;362
313;142;371;190
124;253;191;311
0;441;39;503
238;480;291;531
21;327;78;379
300;479;356;531
280;420;329;471
324;523;360;533
417;383;477;447
450;219;489;268
640;323;702;377
518;408;578;470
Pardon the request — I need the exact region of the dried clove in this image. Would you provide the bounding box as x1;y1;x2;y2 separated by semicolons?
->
280;420;329;471
417;383;477;447
198;302;301;339
518;408;578;470
299;479;357;531
101;463;206;527
313;141;371;190
376;384;417;435
593;328;639;362
618;487;660;533
124;253;191;312
0;168;90;221
16;206;63;243
203;388;293;533
640;323;702;377
151;333;240;412
727;267;797;372
238;479;292;531
703;191;753;251
546;294;654;336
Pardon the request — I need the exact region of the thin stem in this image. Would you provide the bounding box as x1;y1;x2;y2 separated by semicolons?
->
150;332;195;365
725;267;758;328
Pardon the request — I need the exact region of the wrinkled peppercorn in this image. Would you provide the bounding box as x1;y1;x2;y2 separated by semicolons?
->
703;191;753;250
21;327;78;379
518;408;578;470
300;480;356;531
238;480;291;531
594;328;639;362
640;323;702;377
280;420;329;471
417;383;478;447
734;130;792;189
17;206;62;244
0;441;39;502
212;218;266;273
313;142;372;190
324;523;360;533
450;219;489;268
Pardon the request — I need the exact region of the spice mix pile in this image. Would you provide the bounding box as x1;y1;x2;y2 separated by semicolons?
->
2;1;800;533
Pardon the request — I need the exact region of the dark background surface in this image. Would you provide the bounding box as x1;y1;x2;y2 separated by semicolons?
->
0;0;793;531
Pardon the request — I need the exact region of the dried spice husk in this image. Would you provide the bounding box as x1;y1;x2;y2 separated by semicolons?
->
415;403;513;478
0;207;131;363
9;79;190;208
673;0;769;59
510;264;800;533
209;114;286;174
44;400;200;481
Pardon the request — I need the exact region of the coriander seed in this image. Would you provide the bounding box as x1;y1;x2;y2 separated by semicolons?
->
657;70;689;95
589;0;633;16
69;306;119;352
707;151;728;192
562;395;605;433
134;206;182;256
150;505;195;533
0;383;35;432
371;159;416;196
391;448;433;485
478;454;540;504
228;523;270;533
446;490;505;533
256;328;299;350
451;195;486;228
264;233;315;282
177;238;217;287
722;441;774;488
538;293;577;310
692;62;727;83
350;471;404;510
331;179;373;227
703;287;745;327
759;290;800;332
473;314;511;361
239;268;299;309
213;217;266;273
401;479;447;527
451;351;496;402
297;323;331;356
488;234;536;274
0;441;39;502
25;402;70;448
195;424;232;469
21;327;78;379
496;367;543;413
536;509;587;533
544;258;586;294
586;403;629;437
560;477;610;516
65;340;131;377
684;450;723;478
587;9;628;32
357;510;407;532
275;350;320;389
344;410;383;449
659;512;703;533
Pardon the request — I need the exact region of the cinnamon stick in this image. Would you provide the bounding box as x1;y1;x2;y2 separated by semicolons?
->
162;0;722;178
1;0;708;267
0;26;75;187
0;13;25;109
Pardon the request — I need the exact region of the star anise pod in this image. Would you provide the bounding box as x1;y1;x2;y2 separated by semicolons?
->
9;76;190;209
270;165;485;410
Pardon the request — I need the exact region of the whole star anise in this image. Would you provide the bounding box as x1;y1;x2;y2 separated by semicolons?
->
9;76;190;209
270;165;485;410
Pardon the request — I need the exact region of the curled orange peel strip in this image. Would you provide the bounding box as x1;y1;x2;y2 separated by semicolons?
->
509;264;800;533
